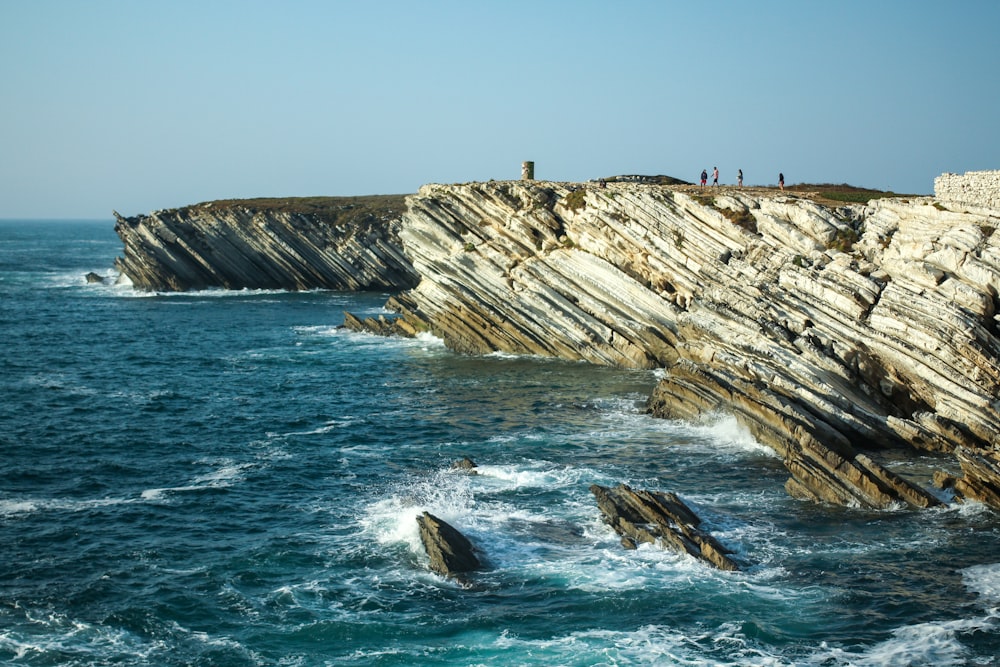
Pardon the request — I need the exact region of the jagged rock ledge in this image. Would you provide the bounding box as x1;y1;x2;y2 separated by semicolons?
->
357;179;1000;510
113;195;418;291
591;483;740;570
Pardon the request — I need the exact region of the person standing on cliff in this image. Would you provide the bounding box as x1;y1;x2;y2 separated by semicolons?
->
712;167;719;187
778;173;785;190
737;169;743;188
701;169;708;187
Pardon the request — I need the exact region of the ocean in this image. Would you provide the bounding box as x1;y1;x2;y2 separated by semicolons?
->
1;219;999;666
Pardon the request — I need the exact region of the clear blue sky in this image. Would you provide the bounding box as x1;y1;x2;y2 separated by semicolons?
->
2;0;998;218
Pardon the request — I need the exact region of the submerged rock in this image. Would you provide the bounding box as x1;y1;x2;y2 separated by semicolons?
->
416;511;481;582
590;483;740;571
450;457;479;473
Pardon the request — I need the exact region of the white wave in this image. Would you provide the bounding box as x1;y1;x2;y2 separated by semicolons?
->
470;462;597;491
141;486;199;501
489;611;998;667
358;458;765;590
822;615;996;667
691;413;778;457
141;459;253;501
40;268;118;289
0;499;39;516
113;284;354;300
297;324;446;353
0;607;167;663
359;472;479;556
0;495;137;516
964;562;1000;604
291;324;342;338
191;461;252;485
281;418;359;436
490;623;792;666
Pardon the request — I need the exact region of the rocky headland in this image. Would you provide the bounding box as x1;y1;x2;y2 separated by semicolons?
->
113;195;418;291
115;171;1000;513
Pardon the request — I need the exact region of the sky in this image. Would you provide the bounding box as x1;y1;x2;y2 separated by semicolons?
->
2;0;998;219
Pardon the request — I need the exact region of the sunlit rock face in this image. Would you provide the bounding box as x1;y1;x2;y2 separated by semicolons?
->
113;197;418;292
387;180;1000;509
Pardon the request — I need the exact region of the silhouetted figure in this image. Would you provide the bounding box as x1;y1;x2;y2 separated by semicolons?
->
779;172;784;191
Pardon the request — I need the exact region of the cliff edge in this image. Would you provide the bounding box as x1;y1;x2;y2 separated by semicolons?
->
369;177;1000;509
113;195;418;292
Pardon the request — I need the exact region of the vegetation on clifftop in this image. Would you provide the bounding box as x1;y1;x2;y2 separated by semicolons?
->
185;194;410;226
784;183;920;204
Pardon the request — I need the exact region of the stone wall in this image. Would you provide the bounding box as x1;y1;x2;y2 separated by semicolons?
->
934;170;1000;210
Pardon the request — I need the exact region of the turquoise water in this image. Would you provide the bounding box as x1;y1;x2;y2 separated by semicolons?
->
2;219;999;666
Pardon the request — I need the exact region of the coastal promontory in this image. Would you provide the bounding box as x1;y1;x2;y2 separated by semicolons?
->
364;172;1000;510
113;195;418;292
115;171;1000;511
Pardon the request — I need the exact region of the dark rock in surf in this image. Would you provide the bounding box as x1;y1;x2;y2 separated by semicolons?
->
416;511;481;582
590;483;740;571
85;271;105;284
451;457;478;473
341;310;416;338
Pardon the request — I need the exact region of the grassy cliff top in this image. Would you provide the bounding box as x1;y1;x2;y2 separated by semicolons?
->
177;181;918;223
184;194;410;225
783;183;925;205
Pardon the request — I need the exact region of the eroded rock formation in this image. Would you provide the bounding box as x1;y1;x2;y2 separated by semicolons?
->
113;196;418;292
376;180;1000;509
112;178;1000;511
590;483;739;571
416;511;481;582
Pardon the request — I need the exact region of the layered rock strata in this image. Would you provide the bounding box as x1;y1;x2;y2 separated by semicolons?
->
590;483;739;571
416;511;481;583
113;196;418;291
379;180;1000;509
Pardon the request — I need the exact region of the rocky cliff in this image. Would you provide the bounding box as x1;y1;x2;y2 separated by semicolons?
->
113;196;418;291
114;179;1000;511
368;180;1000;510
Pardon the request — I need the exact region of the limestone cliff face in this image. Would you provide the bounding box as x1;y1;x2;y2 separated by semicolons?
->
383;180;1000;509
114;197;419;292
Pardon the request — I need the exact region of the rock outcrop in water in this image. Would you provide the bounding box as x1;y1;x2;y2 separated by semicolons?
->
590;483;739;571
113;196;418;292
373;179;1000;510
416;511;481;583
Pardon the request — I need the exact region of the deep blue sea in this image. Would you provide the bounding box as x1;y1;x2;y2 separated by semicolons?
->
2;219;1000;666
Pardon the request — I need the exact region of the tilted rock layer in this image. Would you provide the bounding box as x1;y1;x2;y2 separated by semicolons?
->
382;180;1000;509
114;196;418;292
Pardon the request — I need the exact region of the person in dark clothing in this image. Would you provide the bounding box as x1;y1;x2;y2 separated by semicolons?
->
701;169;708;187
